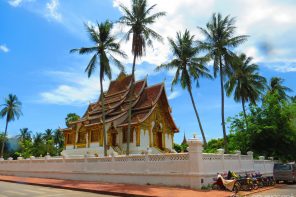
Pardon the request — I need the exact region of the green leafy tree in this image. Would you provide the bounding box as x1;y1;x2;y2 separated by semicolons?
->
269;77;292;101
198;13;248;152
19;139;33;159
291;96;296;103
70;21;126;156
0;94;23;158
173;143;188;153
118;0;166;155
65;113;80;127
225;53;266;129
156;30;212;146
227;91;296;161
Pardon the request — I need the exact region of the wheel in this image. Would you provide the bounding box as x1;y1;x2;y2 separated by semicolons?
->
233;185;239;193
233;182;240;193
212;184;219;190
212;184;222;190
253;183;259;190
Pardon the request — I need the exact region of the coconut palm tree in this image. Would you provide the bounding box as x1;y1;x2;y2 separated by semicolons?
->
118;0;166;155
269;77;292;101
70;20;126;156
43;129;54;155
156;30;212;146
53;129;64;155
17;128;32;143
33;132;45;157
197;13;248;152
225;53;267;129
0;94;22;158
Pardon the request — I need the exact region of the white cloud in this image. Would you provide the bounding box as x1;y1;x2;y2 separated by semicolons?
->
261;62;296;73
0;45;9;53
8;0;35;7
46;0;62;22
113;0;296;73
168;91;181;100
8;0;22;7
113;0;214;69
40;70;109;105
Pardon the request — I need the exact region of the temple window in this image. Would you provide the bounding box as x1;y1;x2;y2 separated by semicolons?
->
90;130;99;142
122;127;133;143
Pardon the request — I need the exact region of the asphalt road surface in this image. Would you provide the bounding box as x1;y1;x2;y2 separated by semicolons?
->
251;184;296;196
0;181;116;197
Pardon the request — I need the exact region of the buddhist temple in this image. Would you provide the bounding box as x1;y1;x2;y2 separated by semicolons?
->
61;73;179;156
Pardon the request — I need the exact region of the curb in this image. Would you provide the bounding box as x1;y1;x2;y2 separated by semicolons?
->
0;179;153;197
241;184;283;196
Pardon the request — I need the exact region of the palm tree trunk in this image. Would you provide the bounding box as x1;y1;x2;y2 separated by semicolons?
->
242;99;248;130
187;87;207;146
126;54;137;155
100;75;107;156
1;117;9;158
219;57;228;153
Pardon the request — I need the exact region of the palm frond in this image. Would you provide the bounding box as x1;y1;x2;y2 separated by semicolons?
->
85;54;97;78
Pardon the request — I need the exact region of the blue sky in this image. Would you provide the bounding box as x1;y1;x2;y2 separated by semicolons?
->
0;0;295;144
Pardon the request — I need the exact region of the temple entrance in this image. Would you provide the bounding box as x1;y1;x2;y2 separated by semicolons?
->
156;132;163;149
153;122;163;150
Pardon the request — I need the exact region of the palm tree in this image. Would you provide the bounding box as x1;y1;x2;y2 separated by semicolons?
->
17;128;32;143
269;77;292;100
225;53;266;129
155;30;212;146
0;94;22;158
197;13;248;152
33;132;45;157
53;129;64;155
70;20;126;156
43;129;53;155
118;0;166;155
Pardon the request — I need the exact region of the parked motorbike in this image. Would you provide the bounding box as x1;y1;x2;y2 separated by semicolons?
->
212;174;240;193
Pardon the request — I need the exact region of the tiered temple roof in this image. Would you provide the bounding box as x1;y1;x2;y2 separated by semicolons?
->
67;73;178;132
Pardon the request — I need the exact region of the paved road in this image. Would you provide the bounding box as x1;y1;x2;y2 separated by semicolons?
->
251;184;296;196
0;181;116;197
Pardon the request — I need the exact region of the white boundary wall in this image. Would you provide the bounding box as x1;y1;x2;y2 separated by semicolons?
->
0;138;274;189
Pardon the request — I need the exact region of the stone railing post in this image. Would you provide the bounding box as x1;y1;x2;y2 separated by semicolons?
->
187;136;203;189
235;150;241;172
259;156;266;174
247;151;254;171
217;148;225;172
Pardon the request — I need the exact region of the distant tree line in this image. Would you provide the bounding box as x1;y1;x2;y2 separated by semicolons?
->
0;128;64;159
0;112;81;159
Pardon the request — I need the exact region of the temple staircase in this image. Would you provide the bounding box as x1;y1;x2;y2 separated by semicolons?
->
112;146;125;155
149;147;165;154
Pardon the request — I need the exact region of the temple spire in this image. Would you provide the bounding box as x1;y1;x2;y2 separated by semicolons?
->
181;132;187;145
